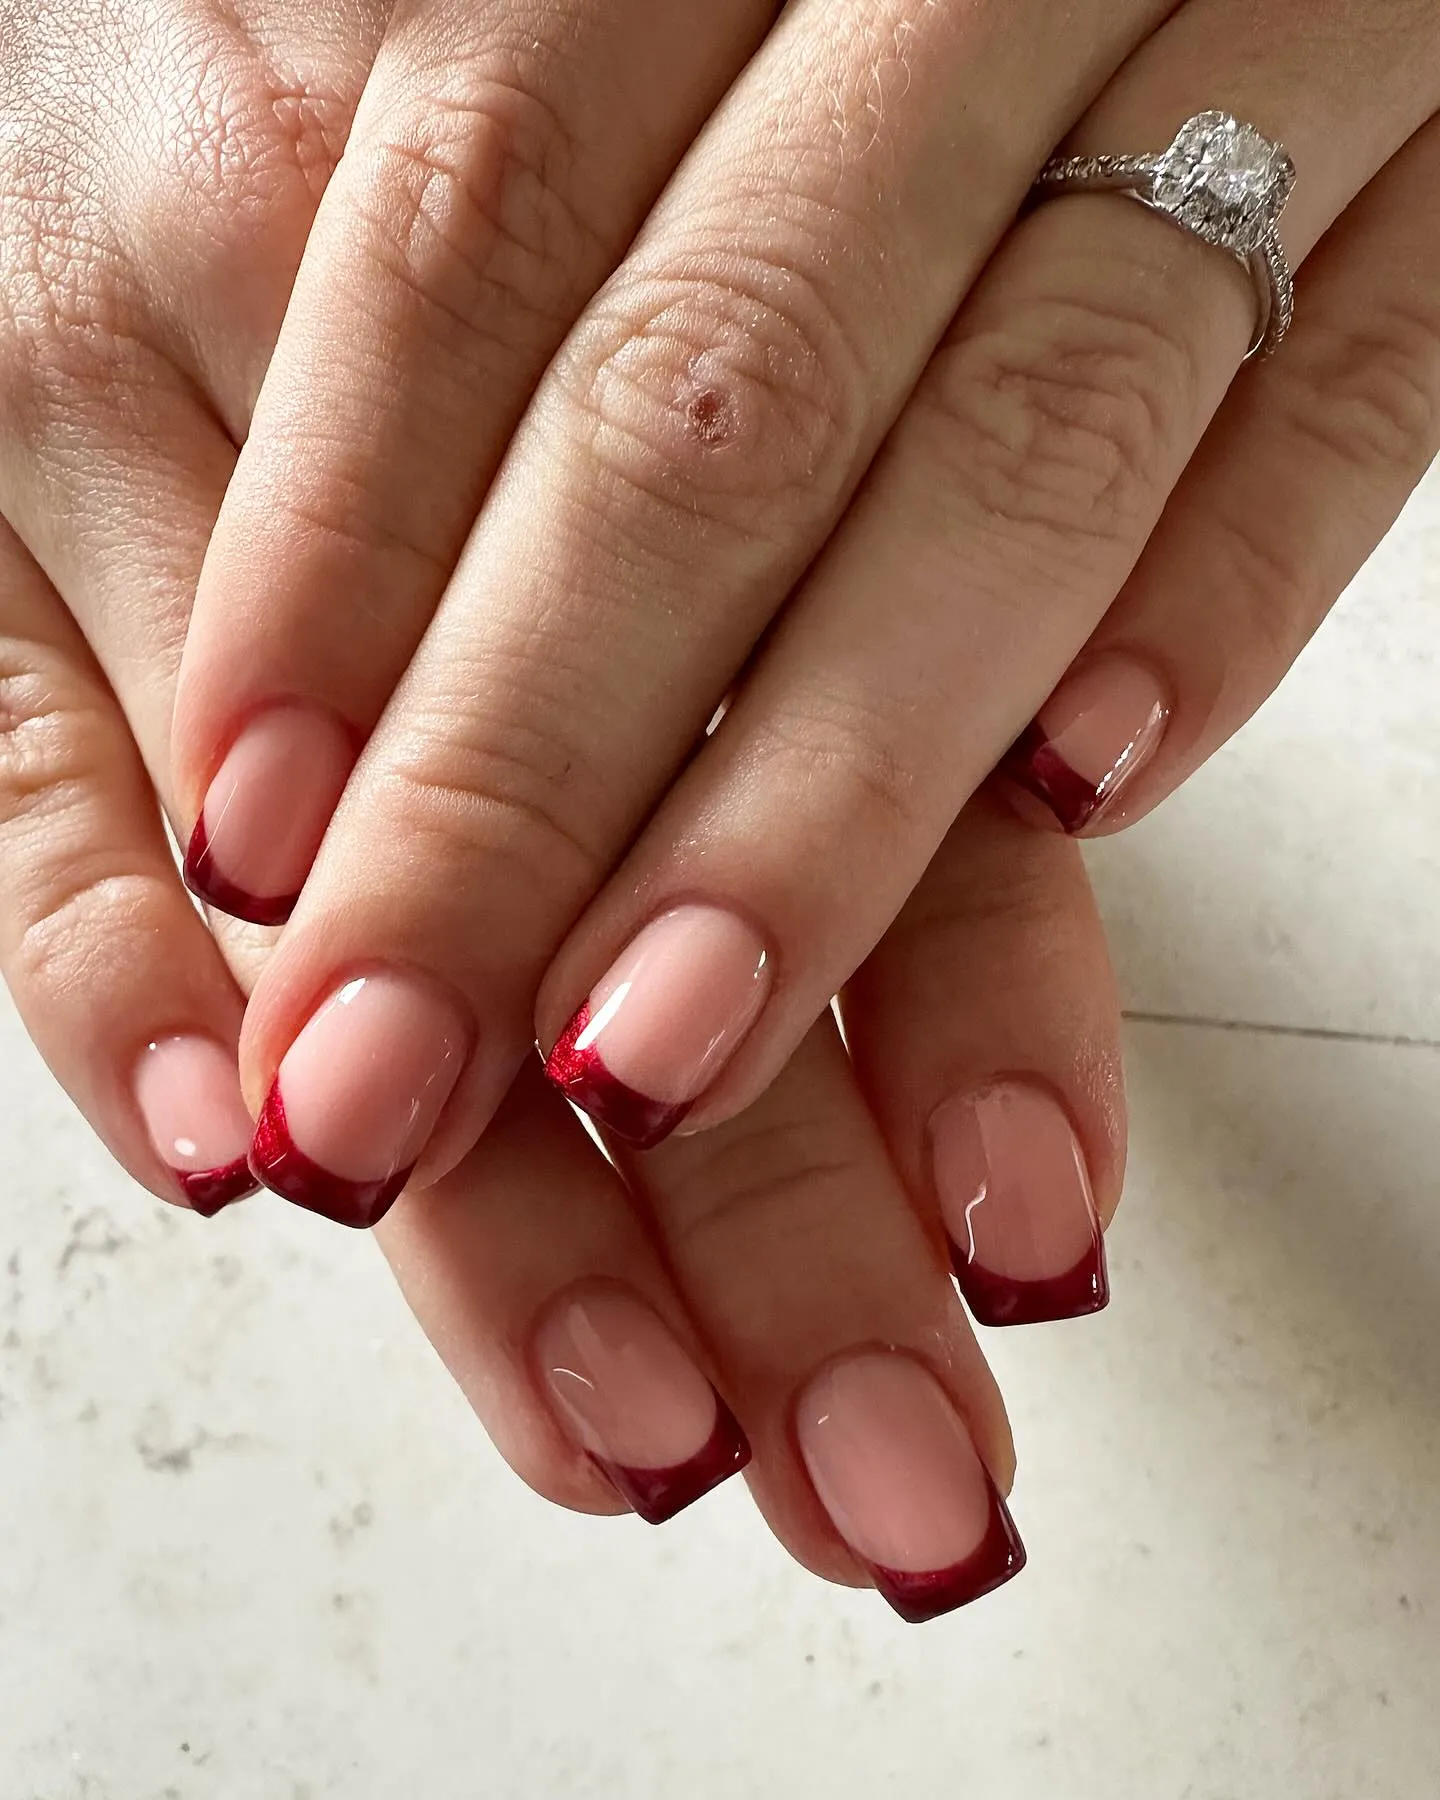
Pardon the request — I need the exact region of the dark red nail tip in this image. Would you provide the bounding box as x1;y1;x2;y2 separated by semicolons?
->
544;1003;691;1150
869;1483;1027;1624
248;1084;410;1230
590;1399;751;1525
182;815;300;927
951;1233;1110;1328
174;1157;259;1218
1001;721;1102;835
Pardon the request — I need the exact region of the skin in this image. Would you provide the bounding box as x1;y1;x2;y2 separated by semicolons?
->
154;0;1440;1191
0;1;1436;1595
0;0;1125;1597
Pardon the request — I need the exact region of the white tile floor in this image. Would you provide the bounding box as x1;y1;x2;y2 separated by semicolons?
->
1;468;1437;1800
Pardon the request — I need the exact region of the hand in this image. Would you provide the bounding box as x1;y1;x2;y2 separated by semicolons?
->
0;0;1129;1621
167;0;1440;1221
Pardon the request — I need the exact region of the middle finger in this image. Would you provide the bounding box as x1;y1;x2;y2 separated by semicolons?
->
223;0;1165;1215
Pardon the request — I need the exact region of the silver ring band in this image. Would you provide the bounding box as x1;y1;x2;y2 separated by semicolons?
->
1031;112;1296;360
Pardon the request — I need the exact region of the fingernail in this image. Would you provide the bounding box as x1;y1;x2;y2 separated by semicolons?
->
249;971;469;1229
796;1352;1025;1623
183;702;356;925
535;1286;750;1524
1003;654;1169;833
544;905;771;1148
134;1035;258;1217
931;1082;1108;1327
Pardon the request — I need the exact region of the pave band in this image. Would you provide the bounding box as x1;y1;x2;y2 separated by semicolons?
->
1031;112;1296;359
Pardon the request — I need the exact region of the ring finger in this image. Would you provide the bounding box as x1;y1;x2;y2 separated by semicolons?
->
999;108;1440;837
537;0;1438;1144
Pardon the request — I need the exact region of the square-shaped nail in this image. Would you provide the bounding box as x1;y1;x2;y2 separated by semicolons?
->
545;906;770;1147
1003;654;1169;833
184;702;355;924
796;1351;1025;1623
535;1286;750;1523
134;1035;258;1216
931;1081;1107;1327
249;970;469;1229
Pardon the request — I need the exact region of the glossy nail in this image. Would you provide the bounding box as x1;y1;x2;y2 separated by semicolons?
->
545;906;771;1148
932;1082;1107;1327
183;702;355;925
796;1352;1025;1623
249;971;469;1229
134;1035;258;1216
536;1286;750;1524
1003;654;1169;833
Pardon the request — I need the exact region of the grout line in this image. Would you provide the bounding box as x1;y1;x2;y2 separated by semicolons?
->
1122;1010;1440;1052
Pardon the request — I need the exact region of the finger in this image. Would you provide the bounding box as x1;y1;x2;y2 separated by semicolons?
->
171;0;777;924
845;789;1125;1328
0;266;241;802
382;1058;751;1522
233;0;1165;1218
0;517;256;1214
537;0;1439;1144
1001;108;1440;835
614;1019;1020;1623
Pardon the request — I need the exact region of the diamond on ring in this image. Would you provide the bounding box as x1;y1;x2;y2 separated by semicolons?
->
1151;112;1295;258
1030;111;1297;359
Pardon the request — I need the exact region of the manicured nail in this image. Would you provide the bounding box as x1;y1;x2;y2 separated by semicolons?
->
183;702;355;925
932;1082;1108;1327
796;1352;1025;1624
134;1035;258;1216
1003;654;1169;833
544;905;771;1148
536;1286;750;1524
249;971;469;1229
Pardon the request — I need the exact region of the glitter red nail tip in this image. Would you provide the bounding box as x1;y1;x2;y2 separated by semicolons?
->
951;1233;1110;1328
248;1084;410;1230
1002;722;1103;835
183;815;301;928
175;1156;259;1218
869;1484;1028;1624
591;1400;751;1525
544;1004;692;1149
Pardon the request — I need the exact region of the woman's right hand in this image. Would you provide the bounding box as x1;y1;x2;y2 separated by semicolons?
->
0;0;1128;1619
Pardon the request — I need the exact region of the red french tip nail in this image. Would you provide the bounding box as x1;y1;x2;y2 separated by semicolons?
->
174;1157;259;1218
951;1234;1110;1328
183;815;301;927
248;1084;410;1230
590;1400;752;1525
869;1485;1028;1624
1001;722;1103;835
544;1003;692;1149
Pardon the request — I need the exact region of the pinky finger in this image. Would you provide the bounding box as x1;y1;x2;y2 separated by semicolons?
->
1002;111;1440;836
0;518;257;1215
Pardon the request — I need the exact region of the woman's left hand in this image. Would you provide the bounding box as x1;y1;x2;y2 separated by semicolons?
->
0;0;1127;1621
168;0;1440;1205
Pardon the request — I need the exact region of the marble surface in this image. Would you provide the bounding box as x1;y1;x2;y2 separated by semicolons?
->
2;466;1437;1799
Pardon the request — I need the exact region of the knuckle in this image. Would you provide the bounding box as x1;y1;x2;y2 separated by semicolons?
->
1198;503;1320;670
924;289;1197;553
654;1117;859;1261
555;256;862;541
255;478;454;592
10;865;168;999
376;697;606;902
0;642;171;995
745;686;926;845
0;647;108;835
350;79;603;359
1278;305;1440;477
